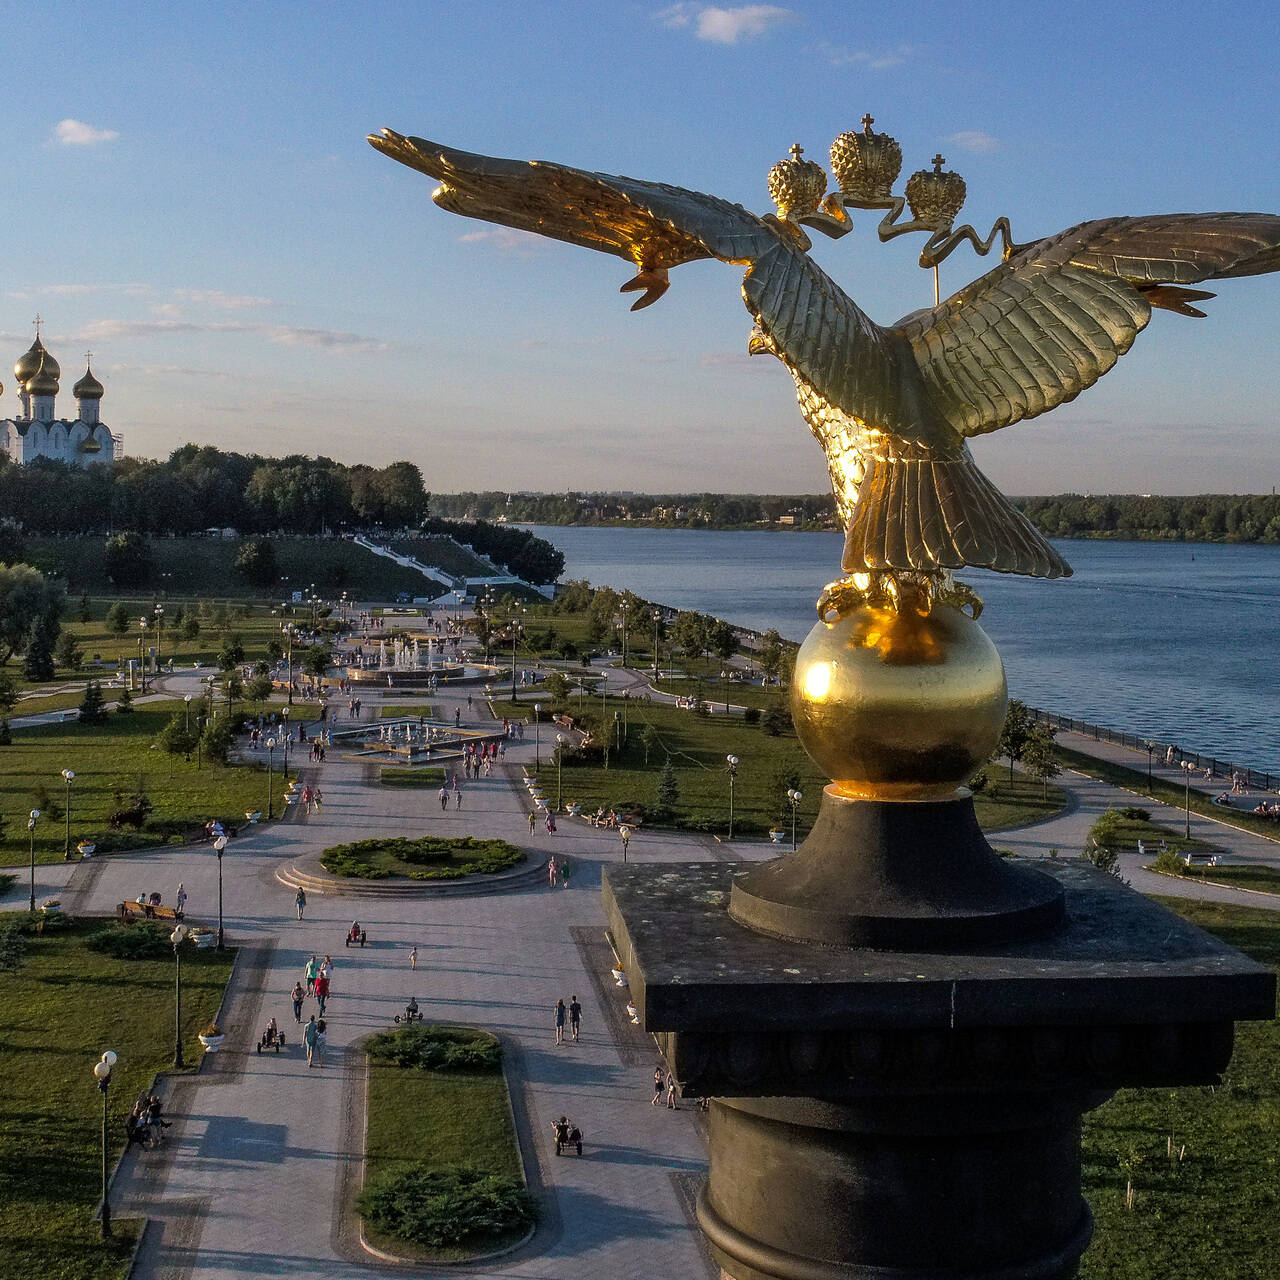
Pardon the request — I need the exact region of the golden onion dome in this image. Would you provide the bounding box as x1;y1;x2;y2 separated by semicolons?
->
74;362;104;400
15;336;56;385
26;366;60;396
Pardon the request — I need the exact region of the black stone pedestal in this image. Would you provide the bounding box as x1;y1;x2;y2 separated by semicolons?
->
604;862;1274;1280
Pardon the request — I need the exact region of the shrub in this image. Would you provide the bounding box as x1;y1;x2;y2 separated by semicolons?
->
357;1165;535;1248
1119;806;1151;821
1151;847;1188;875
0;917;29;971
78;680;108;725
742;706;761;726
107;791;154;830
86;922;172;960
366;1024;502;1073
0;717;10;746
320;836;524;880
761;704;791;737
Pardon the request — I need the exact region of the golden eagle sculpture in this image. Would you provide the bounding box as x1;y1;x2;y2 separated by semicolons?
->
369;126;1280;618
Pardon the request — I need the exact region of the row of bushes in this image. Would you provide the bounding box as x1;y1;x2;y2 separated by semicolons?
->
366;1023;502;1073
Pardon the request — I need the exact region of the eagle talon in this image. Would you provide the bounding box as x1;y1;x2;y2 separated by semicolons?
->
817;571;983;621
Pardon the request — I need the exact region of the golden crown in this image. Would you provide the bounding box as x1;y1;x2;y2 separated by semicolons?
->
830;114;902;201
905;155;967;230
767;143;827;220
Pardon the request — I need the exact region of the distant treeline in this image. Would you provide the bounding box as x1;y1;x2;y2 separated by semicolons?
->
1012;494;1280;544
0;445;429;535
435;489;1280;545
431;491;837;528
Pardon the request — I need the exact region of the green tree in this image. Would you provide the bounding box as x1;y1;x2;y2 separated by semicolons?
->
234;537;278;587
200;714;235;764
23;614;57;681
0;564;63;666
0;718;10;746
178;613;200;642
762;703;791;737
673;611;709;662
1022;724;1061;800
641;723;661;766
76;591;92;623
156;712;196;756
115;686;134;714
707;617;737;662
758;629;785;683
1084;810;1126;878
300;644;330;677
655;756;680;816
994;699;1033;782
54;630;83;671
105;601;130;637
217;634;246;672
78;680;108;725
0;672;17;715
246;673;275;707
103;531;152;588
544;671;569;703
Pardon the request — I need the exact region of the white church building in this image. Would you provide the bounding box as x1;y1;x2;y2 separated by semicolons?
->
0;326;120;467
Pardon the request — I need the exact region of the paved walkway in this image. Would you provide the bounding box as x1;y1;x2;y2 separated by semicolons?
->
5;607;1279;1278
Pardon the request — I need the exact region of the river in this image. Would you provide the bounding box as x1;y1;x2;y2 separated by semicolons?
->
528;525;1280;775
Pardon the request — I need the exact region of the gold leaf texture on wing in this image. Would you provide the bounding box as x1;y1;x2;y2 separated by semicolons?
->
368;130;778;273
897;213;1280;440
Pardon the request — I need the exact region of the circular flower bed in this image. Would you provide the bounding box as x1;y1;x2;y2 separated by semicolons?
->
320;836;525;881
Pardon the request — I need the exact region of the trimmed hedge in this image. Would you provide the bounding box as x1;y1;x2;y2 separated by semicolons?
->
366;1024;502;1073
356;1165;534;1249
86;921;174;960
320;836;524;881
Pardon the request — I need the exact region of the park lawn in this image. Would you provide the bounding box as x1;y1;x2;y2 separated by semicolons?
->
24;536;446;601
379;705;437;719
362;1027;526;1262
503;695;1065;839
655;675;792;712
0;701;282;865
0;913;235;1280
1176;864;1280;895
13;689;87;717
1080;896;1280;1280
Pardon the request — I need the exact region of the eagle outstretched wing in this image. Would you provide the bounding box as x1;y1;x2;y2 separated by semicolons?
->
368;131;910;436
896;214;1280;440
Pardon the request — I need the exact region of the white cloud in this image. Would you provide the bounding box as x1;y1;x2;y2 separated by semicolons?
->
457;227;542;256
823;43;915;70
948;130;1000;154
78;318;385;351
174;289;276;309
52;119;119;146
660;4;796;43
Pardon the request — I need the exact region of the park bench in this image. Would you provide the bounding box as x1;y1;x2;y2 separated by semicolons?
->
118;900;183;923
1181;851;1221;868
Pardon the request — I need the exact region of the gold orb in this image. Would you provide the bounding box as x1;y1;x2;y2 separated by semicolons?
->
791;604;1006;801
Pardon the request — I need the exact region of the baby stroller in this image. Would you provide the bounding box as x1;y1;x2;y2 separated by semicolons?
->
394;997;422;1025
256;1020;286;1053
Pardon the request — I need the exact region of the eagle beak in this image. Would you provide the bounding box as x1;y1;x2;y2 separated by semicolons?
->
748;326;771;357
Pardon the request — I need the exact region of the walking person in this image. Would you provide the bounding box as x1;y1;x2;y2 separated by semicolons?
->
295;886;307;920
409;945;418;970
439;786;449;812
666;1071;678;1109
175;882;187;918
569;995;581;1042
304;1015;319;1067
547;855;558;888
291;981;305;1023
314;969;330;1015
304;955;319;995
652;1065;664;1105
454;786;462;810
554;998;567;1044
528;811;537;835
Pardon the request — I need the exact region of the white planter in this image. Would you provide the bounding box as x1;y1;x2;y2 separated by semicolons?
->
245;811;262;824
77;843;96;856
192;932;216;949
769;829;788;845
41;903;61;915
197;1033;226;1052
610;968;628;987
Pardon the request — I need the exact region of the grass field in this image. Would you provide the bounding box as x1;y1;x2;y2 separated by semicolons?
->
1080;896;1280;1279
361;1025;528;1261
498;694;1066;838
0;701;284;865
0;913;235;1280
380;768;447;788
1175;865;1280;895
23;536;446;600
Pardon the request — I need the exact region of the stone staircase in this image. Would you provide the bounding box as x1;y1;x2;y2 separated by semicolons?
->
273;852;547;898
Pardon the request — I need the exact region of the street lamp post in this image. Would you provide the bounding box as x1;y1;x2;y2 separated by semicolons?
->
620;824;632;863
510;623;522;701
726;754;739;841
265;737;276;819
61;768;75;860
213;835;228;950
92;1050;117;1238
281;705;291;775
787;787;804;851
154;604;164;677
184;693;193;736
652;609;661;677
534;703;542;768
170;924;188;1068
1181;760;1194;839
1144;740;1155;793
137;617;148;692
27;809;39;912
555;733;566;811
282;624;295;704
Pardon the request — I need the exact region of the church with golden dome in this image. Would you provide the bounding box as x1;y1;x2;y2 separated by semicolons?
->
0;323;119;467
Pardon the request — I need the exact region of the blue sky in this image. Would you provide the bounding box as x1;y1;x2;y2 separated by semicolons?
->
4;0;1278;495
